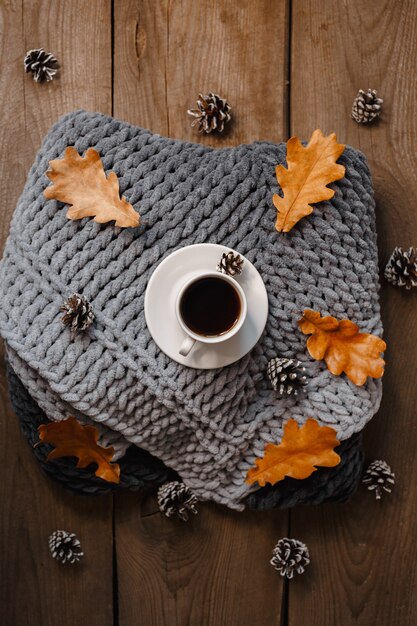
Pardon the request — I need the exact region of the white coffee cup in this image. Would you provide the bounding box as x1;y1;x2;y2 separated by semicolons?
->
176;271;247;357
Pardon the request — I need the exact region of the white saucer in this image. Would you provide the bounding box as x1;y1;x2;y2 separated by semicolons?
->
144;244;268;369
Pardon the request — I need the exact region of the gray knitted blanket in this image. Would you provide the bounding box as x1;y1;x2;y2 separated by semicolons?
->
0;110;383;509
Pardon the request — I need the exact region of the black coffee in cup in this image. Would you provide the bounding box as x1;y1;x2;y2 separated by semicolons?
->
180;276;241;337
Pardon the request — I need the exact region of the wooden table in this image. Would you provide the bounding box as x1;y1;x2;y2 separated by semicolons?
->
1;2;416;624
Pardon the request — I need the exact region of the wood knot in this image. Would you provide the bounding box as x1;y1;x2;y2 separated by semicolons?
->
135;23;147;63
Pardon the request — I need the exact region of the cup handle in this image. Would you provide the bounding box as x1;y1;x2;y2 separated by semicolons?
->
179;335;196;356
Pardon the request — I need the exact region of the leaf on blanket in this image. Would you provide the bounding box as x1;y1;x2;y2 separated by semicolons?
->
37;416;120;483
273;129;345;232
44;147;140;227
298;309;386;386
246;418;340;486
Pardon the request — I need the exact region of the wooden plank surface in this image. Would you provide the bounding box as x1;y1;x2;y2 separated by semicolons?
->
114;0;289;145
289;1;417;625
113;1;290;624
116;495;285;626
0;2;114;625
2;1;416;624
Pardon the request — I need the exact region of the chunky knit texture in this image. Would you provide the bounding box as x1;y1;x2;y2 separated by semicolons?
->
7;364;176;495
7;363;363;507
0;110;383;509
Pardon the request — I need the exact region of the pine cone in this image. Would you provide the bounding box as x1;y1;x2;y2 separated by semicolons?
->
384;246;417;290
362;460;395;500
157;481;199;521
267;357;307;396
217;251;244;276
60;293;95;336
24;48;59;83
49;530;83;564
271;538;310;579
187;92;232;134
351;88;383;124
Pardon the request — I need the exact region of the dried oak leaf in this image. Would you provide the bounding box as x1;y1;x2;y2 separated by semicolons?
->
246;418;340;486
273;129;345;232
298;309;386;386
44;147;140;228
37;416;120;483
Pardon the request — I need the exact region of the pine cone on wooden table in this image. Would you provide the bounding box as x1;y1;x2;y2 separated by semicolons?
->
362;460;395;500
49;530;83;564
351;88;383;123
157;481;199;521
24;48;59;83
270;538;310;578
384;246;417;289
187;92;232;134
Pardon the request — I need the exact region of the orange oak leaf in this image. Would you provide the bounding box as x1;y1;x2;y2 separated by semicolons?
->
246;418;340;486
44;146;140;228
298;309;386;386
37;416;120;483
273;129;345;232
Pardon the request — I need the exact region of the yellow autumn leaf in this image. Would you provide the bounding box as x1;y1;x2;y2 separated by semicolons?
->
273;129;345;232
44;147;140;228
246;418;340;486
38;416;120;484
298;309;386;386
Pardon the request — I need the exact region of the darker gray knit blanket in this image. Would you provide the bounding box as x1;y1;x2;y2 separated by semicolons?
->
0;110;383;510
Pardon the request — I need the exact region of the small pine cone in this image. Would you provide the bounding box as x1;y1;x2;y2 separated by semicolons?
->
362;460;395;500
267;357;307;397
157;481;199;521
187;92;232;134
49;530;83;564
351;88;383;124
271;538;310;579
217;251;244;276
384;246;417;290
60;293;95;336
24;48;59;83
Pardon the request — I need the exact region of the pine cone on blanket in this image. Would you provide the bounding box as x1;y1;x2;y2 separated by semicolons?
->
60;293;95;336
267;357;307;396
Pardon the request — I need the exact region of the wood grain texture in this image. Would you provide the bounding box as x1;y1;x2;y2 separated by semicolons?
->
113;1;289;624
290;2;417;624
114;0;289;145
114;0;170;134
116;492;285;626
0;2;114;625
